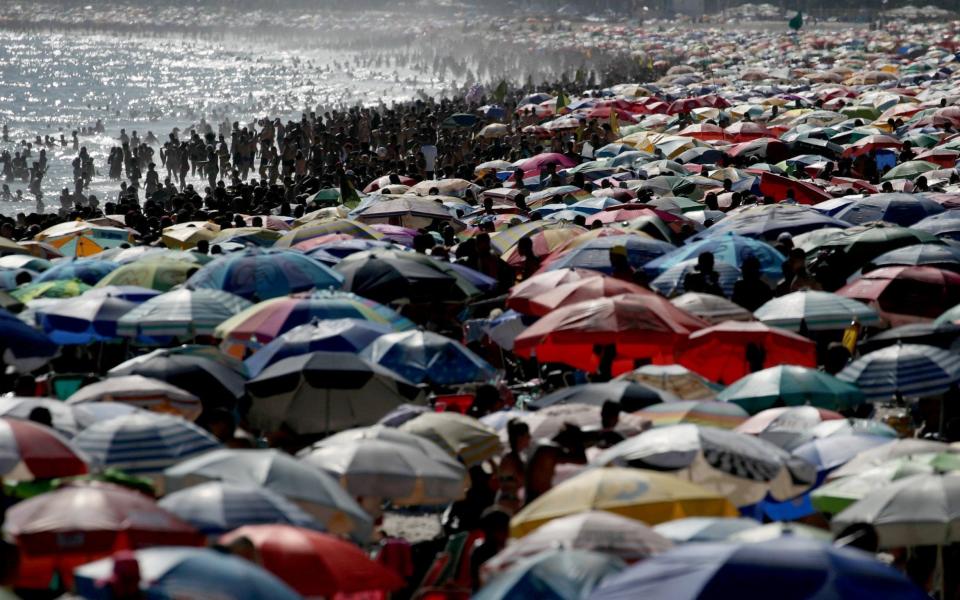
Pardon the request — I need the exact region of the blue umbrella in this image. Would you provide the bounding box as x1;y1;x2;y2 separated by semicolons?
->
0;307;58;369
546;234;675;273
833;193;945;227
569;197;623;213
35;294;139;344
596;143;635;158
34;259;119;286
650;259;740;298
304;239;399;265
477;550;625;600
837;343;960;401
869;242;960;270
692;204;850;241
609;150;656;169
158;481;323;536
912;211;960;242
791;434;894;477
590;538;926;600
245;318;393;376
74;547;301;600
187;249;343;301
479;104;506;119
645;233;784;281
363;329;496;385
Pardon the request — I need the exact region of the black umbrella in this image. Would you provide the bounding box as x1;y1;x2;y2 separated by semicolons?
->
529;381;677;412
108;347;246;408
245;351;424;434
860;322;960;352
333;251;459;303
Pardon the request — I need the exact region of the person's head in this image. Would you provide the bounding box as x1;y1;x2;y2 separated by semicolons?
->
476;232;492;255
104;550;141;599
517;236;534;259
216;535;258;563
197;408;236;443
601;400;621;429
697;251;715;273
27;406;53;428
479;508;511;547
609;245;630;270
507;419;531;454
195;239;209;254
741;255;761;280
13;375;35;397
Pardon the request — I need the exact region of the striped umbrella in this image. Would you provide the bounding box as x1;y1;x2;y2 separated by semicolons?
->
116;288;252;339
645;233;785;281
936;302;960;326
96;257;201;292
35;221;133;257
215;290;414;357
11;278;91;302
544;233;676;273
65;375;202;420
35;293;139;344
490;221;553;254
635;400;749;429
34;259;119;286
669;293;754;325
754;290;880;331
187;249;343;301
718;366;866;415
500;226;587;266
0;418;88;480
161;222;219;250
211;226;284;247
109;346;247;401
400;412;503;468
158;482;322;536
0;308;59;372
274;220;382;248
616;364;721;401
650;259;741;298
362;329;497;386
72;412;220;475
837;343;960;401
0;396;91;438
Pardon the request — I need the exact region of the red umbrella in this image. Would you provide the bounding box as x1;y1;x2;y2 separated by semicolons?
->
0;418;88;481
583;106;639;123
726;138;790;163
837;266;960;326
915;148;960;169
677;321;818;385
6;481;203;589
507;268;605;315
363;175;417;194
679;123;730;142
829;176;878;194
725;122;769;142
514;152;578;172
759;172;832;204
933;106;960;128
586;207;661;226
842;134;902;158
521;274;654;317
513;293;708;373
220;525;405;597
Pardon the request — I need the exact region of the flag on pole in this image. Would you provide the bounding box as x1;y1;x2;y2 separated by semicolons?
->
788;11;803;31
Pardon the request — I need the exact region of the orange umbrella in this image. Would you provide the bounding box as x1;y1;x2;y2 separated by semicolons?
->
521;274;653;317
677;321;817;385
507;268;605;315
513;294;708;373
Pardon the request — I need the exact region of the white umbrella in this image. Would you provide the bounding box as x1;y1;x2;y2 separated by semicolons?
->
311;425;456;465
827;439;953;480
0;396;89;437
65;375;201;420
653;517;761;543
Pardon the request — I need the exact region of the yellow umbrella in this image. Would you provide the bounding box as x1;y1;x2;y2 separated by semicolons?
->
399;412;502;468
162;222;220;250
510;467;736;537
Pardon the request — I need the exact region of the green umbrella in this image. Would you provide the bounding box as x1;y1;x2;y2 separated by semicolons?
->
307;188;342;205
11;279;91;302
902;132;942;149
881;160;939;181
839;105;881;120
717;365;866;414
567;159;613;174
811;452;960;514
813;223;941;266
96;258;201;292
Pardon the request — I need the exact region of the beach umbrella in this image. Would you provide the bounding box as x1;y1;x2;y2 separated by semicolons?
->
754;290;880;331
477;550;625;600
355;196;465;231
811;223;942;268
914;212;960;242
509;467;736;537
677;321;817;385
95;257;201;292
833;193;944;227
645;233;784;281
4;481;203;589
34;258;118;286
590;538;926;600
214;290;414;356
362;329;496;386
669;292;754;324
34;293;138;344
837;343;960;401
164;448;371;539
869;243;960;272
0;308;58;371
938;302;960;325
186;249;343;301
158;481;322;536
244;318;391;376
482;511;671;580
650;259;741;298
727;521;832;543
652;517;761;543
734;406;846;449
245;351;424;435
11;278;91;302
108;347;246;404
500;226;586;266
0;254;51;271
530;381;676;411
363;175;418;193
543;234;676;273
400;412;503;468
717;366;866;414
882;160;939;181
595;424;816;506
616;364;721;400
792;434;895;476
506;268;605;314
692;204;848;240
162;222;219;249
72;412;220;475
0;396;90;437
634;401;749;430
219;525;404;597
333;249;465;303
73;547;300;600
0;417;88;480
116;288;251;340
513;294;707;373
511;403;648;442
838;265;960;324
210;226;283;247
274;219;382;248
312;424;457;465
512;274;651;318
299;438;466;505
35;220;133;257
66;376;201;420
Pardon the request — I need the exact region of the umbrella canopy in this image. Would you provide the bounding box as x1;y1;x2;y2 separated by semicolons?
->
652;517;761;543
5;481;203;589
510;467;737;537
66;375;202;420
837;343;960;401
72;412;220;475
669;292;754;324
828;439;954;481
513;294;707;373
244;318;392;376
717;366;866;414
0;308;59;371
677;321;817;385
635;401;749;430
245;351;424;435
400;412;503;468
882;160;939;181
299;437;466;505
513;274;652;318
73;547;300;600
164;448;371;539
833;193;944;227
220;525;405;597
116;288;252;340
34;259;118;286
108;347;246;405
333;249;466;303
482;511;672;580
477;550;625;600
186;249;343;301
838;266;960;324
590;538;926;600
616;364;721;400
11;278;91;302
734;406;846;449
34;293;139;344
595;424;816;506
158;481;323;536
869;243;960;272
362;329;496;386
692;204;848;240
544;234;676;274
754;290;880;331
650;259;741;298
35;220;133;257
530;381;676;412
646;233;784;281
506;268;606;314
0;417;88;480
274;219;382;248
0;396;90;438
95;257;201;292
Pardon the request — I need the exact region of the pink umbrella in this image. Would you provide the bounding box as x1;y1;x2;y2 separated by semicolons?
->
363;175;418;194
0;418;88;481
514;152;578;172
369;224;418;247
